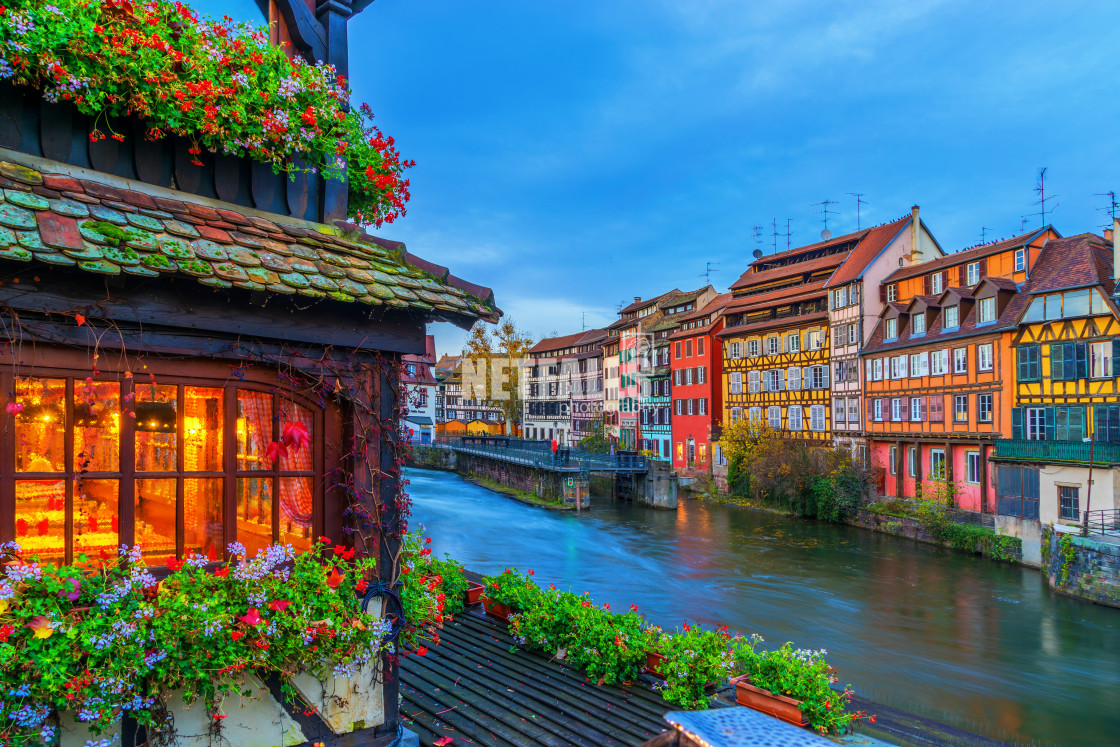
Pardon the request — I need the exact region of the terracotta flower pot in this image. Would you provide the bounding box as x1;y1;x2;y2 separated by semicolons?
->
464;582;485;606
730;675;808;727
646;651;665;678
481;596;511;620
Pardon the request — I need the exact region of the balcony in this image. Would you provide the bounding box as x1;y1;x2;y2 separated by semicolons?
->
993;439;1120;466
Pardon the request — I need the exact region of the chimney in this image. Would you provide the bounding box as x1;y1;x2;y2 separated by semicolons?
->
1114;218;1120;285
634;296;641;303
910;205;920;263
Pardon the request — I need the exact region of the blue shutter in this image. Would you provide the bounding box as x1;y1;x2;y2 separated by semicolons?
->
1012;407;1024;440
1030;345;1041;380
1111;406;1120;444
1113;339;1120;377
1070;406;1086;442
1094;405;1107;443
1076;342;1089;380
1044;406;1055;441
1051;344;1064;381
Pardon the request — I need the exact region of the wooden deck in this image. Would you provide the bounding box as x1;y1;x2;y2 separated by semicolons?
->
400;609;673;746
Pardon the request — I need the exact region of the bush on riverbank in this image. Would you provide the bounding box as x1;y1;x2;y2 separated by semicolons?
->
481;568;868;734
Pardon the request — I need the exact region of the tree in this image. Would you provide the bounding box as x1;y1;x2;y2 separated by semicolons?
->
461;319;535;435
577;413;610;453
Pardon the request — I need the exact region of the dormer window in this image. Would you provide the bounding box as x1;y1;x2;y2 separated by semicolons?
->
931;273;943;295
944;305;959;329
966;262;980;286
886;318;898;340
911;313;926;336
1014;248;1026;272
978;297;996;323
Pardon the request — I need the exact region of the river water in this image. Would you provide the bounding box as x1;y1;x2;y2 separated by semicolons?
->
406;467;1120;746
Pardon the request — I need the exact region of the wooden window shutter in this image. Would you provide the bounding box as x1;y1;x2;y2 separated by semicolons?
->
1044;406;1056;441
1075;342;1089;380
1012;407;1023;439
924;275;931;295
979;258;988;278
879;284;887;303
1113;338;1120;377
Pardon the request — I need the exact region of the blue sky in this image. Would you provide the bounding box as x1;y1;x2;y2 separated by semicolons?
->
198;0;1120;355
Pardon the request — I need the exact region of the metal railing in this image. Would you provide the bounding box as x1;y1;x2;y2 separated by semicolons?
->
434;435;648;473
1084;509;1120;536
992;439;1120;465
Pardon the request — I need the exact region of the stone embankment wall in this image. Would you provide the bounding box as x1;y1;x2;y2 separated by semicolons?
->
1044;527;1120;608
409;445;456;471
850;509;1023;564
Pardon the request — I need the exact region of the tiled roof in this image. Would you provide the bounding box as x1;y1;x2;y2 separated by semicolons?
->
674;292;732;323
824;216;912;288
883;227;1054;283
618;289;679;315
0;158;499;323
528;331;586;355
724;280;829;314
646;316;682;333
729;253;846;291
1026;234;1114;295
717;310;829;338
864;285;1027;354
660;285;712;308
574;327;608;347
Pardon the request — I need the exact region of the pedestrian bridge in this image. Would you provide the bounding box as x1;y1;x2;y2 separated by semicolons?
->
435;435;649;474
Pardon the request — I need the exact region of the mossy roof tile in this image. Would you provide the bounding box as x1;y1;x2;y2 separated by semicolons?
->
0;159;501;324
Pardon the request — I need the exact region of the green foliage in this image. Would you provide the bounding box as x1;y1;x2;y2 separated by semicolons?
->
914;499;1021;561
0;0;412;225
742;642;865;737
727;452;750;497
1041;524;1053;568
1058;533;1077;586
398;530;452;649
483;566;865;733
0;539;386;744
424;556;469;617
577;414;611;454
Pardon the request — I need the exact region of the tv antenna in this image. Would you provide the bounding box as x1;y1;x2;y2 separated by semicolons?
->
752;225;764;254
813;199;838;240
980;226;991;243
784;218;793;250
771;219;779;252
1032;167;1058;227
581;311;587;331
1095;190;1119;232
700;261;719;285
847;193;868;229
1019;215;1031;232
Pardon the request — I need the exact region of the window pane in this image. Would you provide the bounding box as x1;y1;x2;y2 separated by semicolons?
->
185;387;223;472
136;384;178;472
15;480;66;565
15;378;66;473
184;478;223;559
279;477;313;553
1044;294;1062;320
74;381;119;472
280;403;314;471
237;477;273;560
237;391;273;471
136;478;178;566
1064;289;1090;317
74;479;119;560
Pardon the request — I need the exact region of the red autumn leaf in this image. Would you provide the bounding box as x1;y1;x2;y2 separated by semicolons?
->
282;420;310;452
265;440;287;464
434;738;453;746
237;608;263;626
326;567;344;589
27;615;54;639
75;313;85;326
268;600;291;612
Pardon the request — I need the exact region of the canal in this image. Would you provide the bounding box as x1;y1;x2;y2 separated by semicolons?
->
407;467;1120;746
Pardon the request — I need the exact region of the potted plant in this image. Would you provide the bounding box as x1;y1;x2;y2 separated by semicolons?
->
650;623;740;710
730;674;808;727
464;581;486;606
479;569;543;621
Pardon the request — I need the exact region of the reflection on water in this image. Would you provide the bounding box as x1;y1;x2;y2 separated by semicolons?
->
407;467;1120;745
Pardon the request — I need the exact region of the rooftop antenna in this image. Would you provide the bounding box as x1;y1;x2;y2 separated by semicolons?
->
752;225;764;254
700;261;719;285
784;218;793;250
1095;190;1119;232
752;249;764;260
1032;167;1058;227
847;193;868;229
812;199;838;240
1019;215;1031;232
771;219;779;252
581;311;587;331
980;226;991;243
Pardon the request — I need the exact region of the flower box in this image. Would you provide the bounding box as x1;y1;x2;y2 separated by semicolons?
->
646;650;665;678
465;581;485;606
481;596;511;620
730;675;808;728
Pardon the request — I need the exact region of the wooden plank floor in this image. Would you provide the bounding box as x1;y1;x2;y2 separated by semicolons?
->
400;609;672;747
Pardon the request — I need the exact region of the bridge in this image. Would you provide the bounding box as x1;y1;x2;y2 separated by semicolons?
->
435;435;649;474
416;436;676;509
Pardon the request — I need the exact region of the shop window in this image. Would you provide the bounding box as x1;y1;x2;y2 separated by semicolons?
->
7;373;320;566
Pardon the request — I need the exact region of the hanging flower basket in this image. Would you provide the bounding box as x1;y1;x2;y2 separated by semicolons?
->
730;675;808;727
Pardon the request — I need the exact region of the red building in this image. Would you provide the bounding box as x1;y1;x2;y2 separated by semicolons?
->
669;293;731;476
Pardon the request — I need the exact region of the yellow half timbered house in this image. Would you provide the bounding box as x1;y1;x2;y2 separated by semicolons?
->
995;230;1120;536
